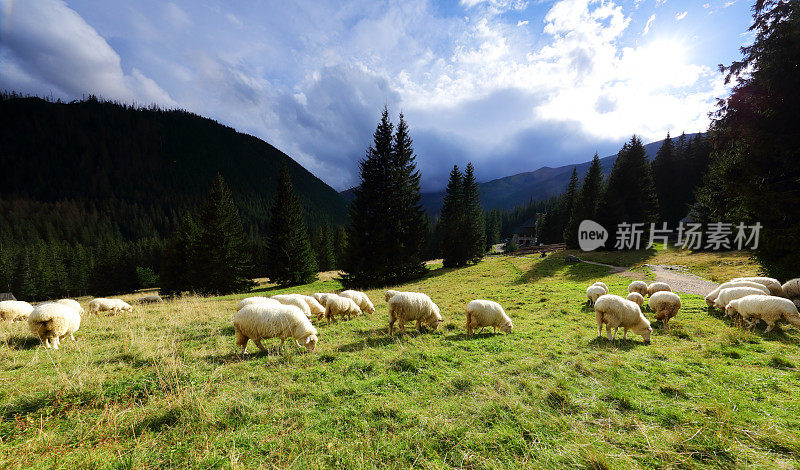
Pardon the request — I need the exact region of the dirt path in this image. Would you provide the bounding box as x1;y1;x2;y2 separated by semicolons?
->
578;259;719;296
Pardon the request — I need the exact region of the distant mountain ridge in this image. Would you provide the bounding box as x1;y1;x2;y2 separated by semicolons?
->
341;134;699;216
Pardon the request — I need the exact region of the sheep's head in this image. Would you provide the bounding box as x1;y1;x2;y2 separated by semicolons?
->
725;302;738;317
303;334;318;352
385;290;399;302
501;320;513;334
634;322;653;343
366;305;375;315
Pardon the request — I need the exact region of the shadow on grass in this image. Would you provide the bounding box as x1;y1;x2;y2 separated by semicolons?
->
3;335;40;350
337;335;401;353
204;347;298;364
444;332;504;341
588;336;648;350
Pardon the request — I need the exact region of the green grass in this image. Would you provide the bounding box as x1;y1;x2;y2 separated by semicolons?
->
2;254;799;468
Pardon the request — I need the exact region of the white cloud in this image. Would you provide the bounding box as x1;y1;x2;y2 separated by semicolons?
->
517;20;529;26
724;1;735;7
675;11;688;20
643;14;656;35
225;13;244;29
703;3;710;8
164;3;191;30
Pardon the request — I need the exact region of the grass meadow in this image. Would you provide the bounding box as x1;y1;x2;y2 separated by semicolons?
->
1;250;799;469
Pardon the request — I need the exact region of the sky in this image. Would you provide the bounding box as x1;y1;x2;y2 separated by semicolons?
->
0;0;754;191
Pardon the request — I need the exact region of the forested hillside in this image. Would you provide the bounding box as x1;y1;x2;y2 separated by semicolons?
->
0;94;348;299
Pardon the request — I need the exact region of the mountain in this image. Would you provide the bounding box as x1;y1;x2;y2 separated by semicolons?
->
0;95;348;238
412;134;700;215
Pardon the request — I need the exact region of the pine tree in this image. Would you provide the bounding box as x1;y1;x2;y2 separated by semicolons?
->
160;214;201;296
565;154;604;248
652;133;682;224
314;223;336;272
560;168;580;245
440;165;466;267
266;165;318;286
485;210;501;251
597;136;660;249
333;225;347;269
462;162;486;263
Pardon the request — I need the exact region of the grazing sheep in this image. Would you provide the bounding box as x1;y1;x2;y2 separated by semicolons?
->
648;291;681;327
782;279;800;300
289;294;326;320
592;282;609;294
271;295;312;318
594;294;652;342
137;294;164;304
88;298;132;315
465;299;513;335
385;290;401;302
732;277;784;296
726;295;800;332
586;285;607;306
339;290;375;315
714;287;773;313
647;282;672;296
704;281;770;306
312;293;336;307
236;297;280;311
324;295;362;324
233;303;318;353
626;292;644;307
628;281;648;297
56;299;84;315
27;303;81;349
388;292;442;335
0;300;34;321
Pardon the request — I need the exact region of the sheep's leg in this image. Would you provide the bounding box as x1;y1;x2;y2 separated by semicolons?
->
69;333;76;341
254;339;266;351
606;325;613;340
389;316;395;336
622;329;628;340
280;338;286;352
416;319;422;331
240;341;248;355
52;337;60;350
765;322;775;333
613;327;619;340
399;322;406;335
43;337;51;349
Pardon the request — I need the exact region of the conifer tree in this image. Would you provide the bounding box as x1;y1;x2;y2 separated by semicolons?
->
462;162;486;263
485;210;501;251
333;226;347;269
266;165;317;286
560;168;580;245
565;154;604;248
314;223;336;272
440;165;466;267
160;213;201;296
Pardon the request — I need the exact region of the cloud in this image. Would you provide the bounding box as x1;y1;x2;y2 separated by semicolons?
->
724;1;735;7
517;20;529;26
675;11;688;20
643;14;656;35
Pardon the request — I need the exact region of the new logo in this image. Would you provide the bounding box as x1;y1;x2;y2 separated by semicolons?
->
578;220;607;251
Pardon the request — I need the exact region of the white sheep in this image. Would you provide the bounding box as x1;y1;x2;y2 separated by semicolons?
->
56;299;84;316
648;291;681;327
626;292;644;307
704;281;770;306
236;296;280;311
594;294;652;342
782;279;800;300
137;294;164;304
586;285;607;306
233;303;318;353
339;290;375;314
27;302;81;349
725;295;800;332
628;281;648;297
0;300;34;321
592;282;609;294
385;290;401;302
465;299;513;335
388;292;442;335
647;282;672;296
714;287;773;313
312;293;336;307
732;277;784;296
324;295;362;324
88;298;132;315
289;294;326;320
271;295;312;318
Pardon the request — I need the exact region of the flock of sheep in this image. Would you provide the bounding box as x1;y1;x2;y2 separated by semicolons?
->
588;276;800;343
2;274;800;352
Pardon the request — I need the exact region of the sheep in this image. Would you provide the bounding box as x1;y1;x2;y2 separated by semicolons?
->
626;292;644;307
385;290;401;302
647;282;672;296
594;294;652;342
592;282;609;294
704;281;770;306
714;287;773;313
465;299;513;335
0;300;34;321
271;295;312;318
27;302;81;349
137;294;164;304
586;285;607;306
725;295;800;332
312;293;336;307
236;296;280;311
56;299;84;316
388;292;442;335
648;291;681;327
339;290;375;315
324;295;362;324
233;303;318;353
88;298;133;315
782;279;800;300
628;281;648;297
289;294;326;320
731;277;784;296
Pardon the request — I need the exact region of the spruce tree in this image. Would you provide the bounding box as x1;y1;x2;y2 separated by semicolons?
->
462;162;486;263
266;165;318;286
565;154;604;248
440;165;466;267
560;168;580;246
652;133;681;224
160;213;201;296
333;226;347;269
314;223;336;272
